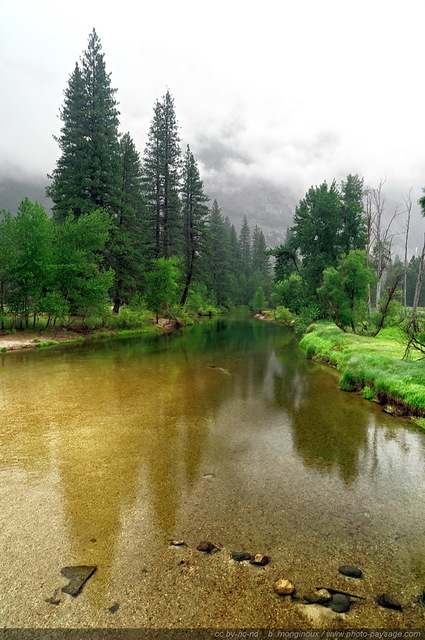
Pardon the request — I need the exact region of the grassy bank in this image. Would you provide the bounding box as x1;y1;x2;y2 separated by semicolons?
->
299;323;425;419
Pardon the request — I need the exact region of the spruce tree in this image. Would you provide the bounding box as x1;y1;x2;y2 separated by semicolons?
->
204;200;231;305
142;90;182;259
110;133;147;313
340;174;367;254
180;145;209;305
251;225;269;278
239;215;252;279
47;29;120;220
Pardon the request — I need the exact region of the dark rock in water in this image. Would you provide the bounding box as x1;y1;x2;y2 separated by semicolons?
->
249;554;270;566
45;589;62;605
317;587;365;600
231;551;252;562
304;589;332;604
339;565;363;579
60;565;97;596
376;593;402;611
196;541;218;553
108;603;120;614
329;593;350;613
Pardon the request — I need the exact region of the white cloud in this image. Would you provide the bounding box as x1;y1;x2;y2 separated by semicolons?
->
1;0;425;227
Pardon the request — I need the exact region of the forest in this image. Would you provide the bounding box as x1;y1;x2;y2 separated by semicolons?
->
0;29;424;344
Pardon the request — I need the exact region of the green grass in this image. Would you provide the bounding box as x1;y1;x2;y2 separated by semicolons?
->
299;323;425;415
35;340;60;348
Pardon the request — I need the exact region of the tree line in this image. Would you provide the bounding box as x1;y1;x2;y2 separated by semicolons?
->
0;30;271;328
270;174;425;338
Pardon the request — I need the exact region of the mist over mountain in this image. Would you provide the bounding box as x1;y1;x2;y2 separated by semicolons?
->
0;172;296;249
0;176;52;215
202;175;296;248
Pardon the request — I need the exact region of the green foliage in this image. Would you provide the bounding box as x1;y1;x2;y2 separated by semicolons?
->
47;29;120;220
142;90;182;259
250;286;267;313
271;273;305;314
1;347;7;353
110;132;147;313
269;306;295;326
362;385;375;400
180;145;209;306
318;249;376;332
295;304;323;333
184;283;218;315
52;210;114;318
145;258;180;322
289;175;367;298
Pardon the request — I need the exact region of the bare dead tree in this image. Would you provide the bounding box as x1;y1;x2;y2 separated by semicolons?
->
365;179;403;311
402;189;413;310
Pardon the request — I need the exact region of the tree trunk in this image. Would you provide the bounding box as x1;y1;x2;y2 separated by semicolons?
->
180;254;195;306
408;233;425;331
113;295;121;314
369;272;402;337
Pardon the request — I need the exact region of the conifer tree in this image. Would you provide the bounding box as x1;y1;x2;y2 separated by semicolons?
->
110;133;147;313
180;145;209;305
47;29;121;220
239;215;252;279
251;225;269;278
142;90;182;259
204;200;231;305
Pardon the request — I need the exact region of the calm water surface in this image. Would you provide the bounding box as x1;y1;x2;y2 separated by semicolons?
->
1;317;425;628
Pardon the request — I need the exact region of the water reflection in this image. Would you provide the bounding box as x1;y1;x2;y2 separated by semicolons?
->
267;345;370;483
1;317;425;617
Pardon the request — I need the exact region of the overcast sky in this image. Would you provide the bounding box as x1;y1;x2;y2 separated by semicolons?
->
1;0;425;236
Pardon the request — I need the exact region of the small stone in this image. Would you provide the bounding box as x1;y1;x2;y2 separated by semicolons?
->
376;593;402;611
196;541;217;553
304;589;332;604
329;593;350;613
231;551;252;562
250;554;270;566
108;603;120;614
60;565;97;596
169;539;186;546
274;579;295;595
339;565;363;579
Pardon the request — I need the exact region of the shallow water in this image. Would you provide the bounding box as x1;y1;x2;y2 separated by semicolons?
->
1;317;425;629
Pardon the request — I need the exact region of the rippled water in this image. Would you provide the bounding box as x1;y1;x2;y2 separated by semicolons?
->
1;317;425;628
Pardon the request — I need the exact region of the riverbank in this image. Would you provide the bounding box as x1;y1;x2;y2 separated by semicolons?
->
0;317;181;353
299;323;425;420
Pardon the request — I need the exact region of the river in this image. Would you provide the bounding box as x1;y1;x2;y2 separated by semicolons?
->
1;316;425;630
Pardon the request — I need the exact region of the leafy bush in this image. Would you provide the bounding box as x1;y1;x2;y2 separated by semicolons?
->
295;304;323;333
269;306;295;326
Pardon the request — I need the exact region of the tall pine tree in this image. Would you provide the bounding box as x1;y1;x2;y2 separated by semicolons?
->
142;90;182;259
110;132;147;313
180;145;209;306
47;29;121;220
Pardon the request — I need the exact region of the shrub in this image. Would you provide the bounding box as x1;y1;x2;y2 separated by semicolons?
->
270;306;295;326
362;385;375;400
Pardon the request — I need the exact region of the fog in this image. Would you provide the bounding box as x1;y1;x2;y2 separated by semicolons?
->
1;0;424;247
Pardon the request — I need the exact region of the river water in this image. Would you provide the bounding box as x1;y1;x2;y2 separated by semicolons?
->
1;316;425;629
